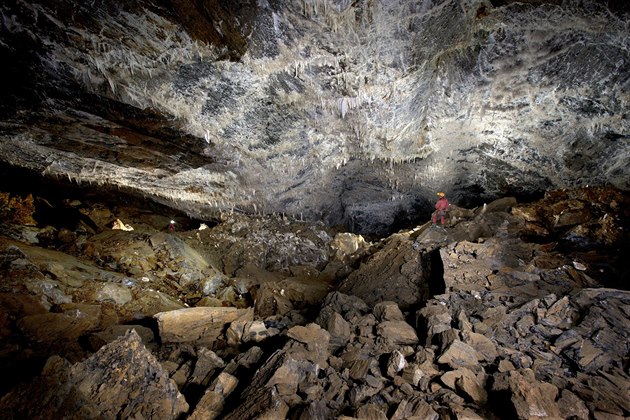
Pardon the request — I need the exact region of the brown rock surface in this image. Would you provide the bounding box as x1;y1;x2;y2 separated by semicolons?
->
155;306;254;345
0;330;188;419
0;186;629;419
338;234;431;309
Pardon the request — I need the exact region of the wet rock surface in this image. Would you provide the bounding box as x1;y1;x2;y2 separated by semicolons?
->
0;186;629;419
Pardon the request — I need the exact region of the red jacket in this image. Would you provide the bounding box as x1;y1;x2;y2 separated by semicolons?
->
435;197;449;211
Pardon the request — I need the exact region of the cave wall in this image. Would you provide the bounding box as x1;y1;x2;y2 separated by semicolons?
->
0;0;628;234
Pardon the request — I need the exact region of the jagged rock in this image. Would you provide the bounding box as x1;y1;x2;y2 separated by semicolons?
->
296;400;334;419
498;359;516;373
451;407;485;420
461;331;498;363
95;282;133;305
243;320;276;342
436;328;459;354
557;289;630;374
198;270;227;296
557;389;590;420
226;319;273;345
189;372;238;420
417;302;452;345
188;347;225;386
492;368;561;419
373;301;405;322
437;340;480;371
386;350;407;378
0;330;188;419
155;306;254;345
440;240;502;292
401;363;424;387
456;310;473;332
440;367;484;392
171;360;193;387
455;373;488;405
331;232;370;261
253;274;331;318
376;320;419;347
124;288;186;319
222;385;289;420
320;292;371;321
480;197;518;214
570;370;630;416
348;358;371;381
316;307;352;351
539;295;575;328
338;234;431;309
225;349;320;414
348;384;381;407
355;403;389;420
223;346;264;375
196;296;224;307
391;396;439;420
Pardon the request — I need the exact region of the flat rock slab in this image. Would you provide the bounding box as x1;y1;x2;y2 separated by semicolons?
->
155;306;253;345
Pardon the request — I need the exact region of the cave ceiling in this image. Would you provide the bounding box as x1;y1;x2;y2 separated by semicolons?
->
0;0;629;234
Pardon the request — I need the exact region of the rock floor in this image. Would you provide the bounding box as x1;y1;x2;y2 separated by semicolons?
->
0;186;628;419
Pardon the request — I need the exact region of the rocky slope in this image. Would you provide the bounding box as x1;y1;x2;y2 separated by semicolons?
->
0;185;628;418
1;0;629;234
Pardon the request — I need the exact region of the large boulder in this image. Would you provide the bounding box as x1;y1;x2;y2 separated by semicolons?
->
338;234;431;309
0;330;188;419
155;306;253;345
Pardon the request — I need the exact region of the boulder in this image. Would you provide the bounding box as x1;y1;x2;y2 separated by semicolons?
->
417;302;452;345
222;386;289;420
461;331;498;363
155;306;254;345
331;232;370;261
0;330;188;419
355;403;388;420
376;320;418;346
319;292;370;321
401;363;424;387
95;283;132;305
386;350;408;378
391;397;439;420
373;301;405;322
188;347;225;386
492;369;561;419
338;234;431;309
286;323;331;367
437;340;481;371
189;372;238;420
316;308;352;350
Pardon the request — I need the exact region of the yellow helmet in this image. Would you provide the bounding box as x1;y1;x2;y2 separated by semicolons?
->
437;192;445;197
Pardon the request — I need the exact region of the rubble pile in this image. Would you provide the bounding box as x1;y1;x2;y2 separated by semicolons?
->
0;186;628;419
